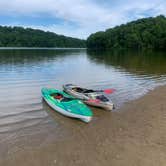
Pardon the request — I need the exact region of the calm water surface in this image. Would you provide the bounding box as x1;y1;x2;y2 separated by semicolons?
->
0;48;166;153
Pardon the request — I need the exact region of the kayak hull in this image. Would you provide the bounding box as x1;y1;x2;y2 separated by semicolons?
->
42;88;93;123
63;84;114;111
84;100;114;111
43;97;92;122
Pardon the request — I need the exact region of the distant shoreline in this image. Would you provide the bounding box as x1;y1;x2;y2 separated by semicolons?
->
0;26;86;48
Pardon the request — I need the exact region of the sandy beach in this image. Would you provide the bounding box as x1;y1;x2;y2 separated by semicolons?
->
0;86;166;166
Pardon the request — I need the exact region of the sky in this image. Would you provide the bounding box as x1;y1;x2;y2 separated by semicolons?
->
0;0;165;39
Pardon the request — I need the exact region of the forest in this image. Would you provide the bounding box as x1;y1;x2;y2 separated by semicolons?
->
0;26;85;47
87;15;166;50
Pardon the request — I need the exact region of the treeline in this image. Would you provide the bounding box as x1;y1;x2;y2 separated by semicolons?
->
87;15;166;50
0;26;85;47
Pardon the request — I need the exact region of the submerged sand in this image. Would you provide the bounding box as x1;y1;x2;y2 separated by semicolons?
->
0;86;166;166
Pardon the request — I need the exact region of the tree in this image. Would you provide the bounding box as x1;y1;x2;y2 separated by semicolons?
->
87;15;166;50
0;26;86;48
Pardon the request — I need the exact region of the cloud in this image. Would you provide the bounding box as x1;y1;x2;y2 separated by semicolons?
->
0;0;165;38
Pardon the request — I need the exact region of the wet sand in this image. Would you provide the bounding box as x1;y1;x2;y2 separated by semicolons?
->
0;86;166;166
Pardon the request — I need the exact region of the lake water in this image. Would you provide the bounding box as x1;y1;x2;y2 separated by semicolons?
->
0;48;166;155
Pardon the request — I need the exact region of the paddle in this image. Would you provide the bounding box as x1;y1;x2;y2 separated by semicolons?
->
87;99;100;103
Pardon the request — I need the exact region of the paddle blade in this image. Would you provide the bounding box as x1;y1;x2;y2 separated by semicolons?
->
103;89;115;94
87;99;100;103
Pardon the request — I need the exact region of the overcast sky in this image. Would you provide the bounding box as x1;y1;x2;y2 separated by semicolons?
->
0;0;165;39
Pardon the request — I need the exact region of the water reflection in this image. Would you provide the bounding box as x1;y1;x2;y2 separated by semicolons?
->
0;48;166;145
0;49;84;65
87;49;166;75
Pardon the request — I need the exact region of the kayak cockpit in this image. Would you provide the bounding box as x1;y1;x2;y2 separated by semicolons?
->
72;87;95;94
50;92;74;102
96;95;109;102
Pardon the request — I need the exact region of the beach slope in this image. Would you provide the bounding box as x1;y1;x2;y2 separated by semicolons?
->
1;86;166;166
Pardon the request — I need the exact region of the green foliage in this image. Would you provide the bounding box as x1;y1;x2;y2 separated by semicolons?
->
87;15;166;50
86;31;107;49
0;26;86;47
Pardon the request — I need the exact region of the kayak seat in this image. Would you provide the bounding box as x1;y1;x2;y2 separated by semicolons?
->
96;95;109;102
51;93;63;100
72;87;94;93
50;93;74;102
83;89;94;93
61;97;74;102
72;87;84;93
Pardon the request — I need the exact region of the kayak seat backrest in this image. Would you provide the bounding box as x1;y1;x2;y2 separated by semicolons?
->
50;93;63;100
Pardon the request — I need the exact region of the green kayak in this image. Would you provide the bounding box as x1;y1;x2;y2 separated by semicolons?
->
41;88;93;122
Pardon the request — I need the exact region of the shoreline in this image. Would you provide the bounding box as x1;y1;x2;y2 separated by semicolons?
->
1;85;166;166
